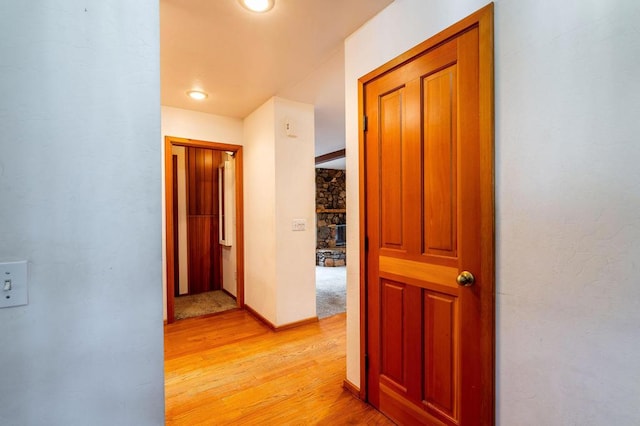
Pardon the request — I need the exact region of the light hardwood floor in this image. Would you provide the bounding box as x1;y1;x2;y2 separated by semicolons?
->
165;310;394;425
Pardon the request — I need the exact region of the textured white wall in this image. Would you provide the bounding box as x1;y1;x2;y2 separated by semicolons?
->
160;106;243;318
0;2;164;425
345;0;640;424
495;1;640;423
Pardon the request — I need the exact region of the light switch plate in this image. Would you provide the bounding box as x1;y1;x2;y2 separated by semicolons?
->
292;219;306;231
0;260;28;308
285;119;297;138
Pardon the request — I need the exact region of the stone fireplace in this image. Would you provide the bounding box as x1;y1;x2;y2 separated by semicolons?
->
316;168;346;266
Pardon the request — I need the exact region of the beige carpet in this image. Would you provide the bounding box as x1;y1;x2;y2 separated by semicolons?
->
174;290;237;320
316;266;346;318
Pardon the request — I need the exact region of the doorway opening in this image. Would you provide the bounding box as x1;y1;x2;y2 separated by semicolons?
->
165;136;244;323
315;149;347;319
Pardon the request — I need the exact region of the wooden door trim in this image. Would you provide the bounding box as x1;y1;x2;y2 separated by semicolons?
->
358;2;494;419
165;136;245;324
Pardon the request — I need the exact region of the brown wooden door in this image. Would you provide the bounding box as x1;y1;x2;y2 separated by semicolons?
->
186;146;222;294
362;5;494;425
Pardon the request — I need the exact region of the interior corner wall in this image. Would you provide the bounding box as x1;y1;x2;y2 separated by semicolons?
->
0;2;164;425
243;97;316;327
273;97;317;326
345;0;640;424
160;106;243;319
243;99;278;323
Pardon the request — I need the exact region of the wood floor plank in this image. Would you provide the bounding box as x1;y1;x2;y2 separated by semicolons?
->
165;310;394;425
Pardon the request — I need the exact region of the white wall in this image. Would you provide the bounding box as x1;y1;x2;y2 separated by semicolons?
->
274;98;317;325
345;0;640;424
244;97;317;326
161;106;243;318
0;2;164;425
244;99;278;322
162;106;244;145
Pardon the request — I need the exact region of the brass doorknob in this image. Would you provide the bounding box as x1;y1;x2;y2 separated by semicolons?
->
456;271;475;286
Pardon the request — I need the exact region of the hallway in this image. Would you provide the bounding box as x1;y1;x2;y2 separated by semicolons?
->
164;310;392;425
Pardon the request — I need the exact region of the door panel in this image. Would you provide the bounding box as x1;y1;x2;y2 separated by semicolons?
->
187;215;218;294
188;147;217;215
424;291;458;418
380;89;405;250
380;280;406;389
423;66;457;257
362;5;494;425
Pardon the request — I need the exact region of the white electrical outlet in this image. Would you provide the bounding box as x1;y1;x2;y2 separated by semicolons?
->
292;219;306;231
0;260;28;308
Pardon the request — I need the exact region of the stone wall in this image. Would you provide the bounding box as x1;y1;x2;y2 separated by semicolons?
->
316;213;346;248
316;168;347;266
316;168;346;210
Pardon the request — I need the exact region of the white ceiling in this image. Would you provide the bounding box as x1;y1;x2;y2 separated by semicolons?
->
316;157;346;170
160;0;393;156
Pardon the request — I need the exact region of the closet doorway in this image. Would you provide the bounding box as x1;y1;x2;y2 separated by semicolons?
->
165;136;244;323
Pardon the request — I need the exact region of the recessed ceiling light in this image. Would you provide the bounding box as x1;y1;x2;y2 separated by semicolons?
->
187;90;208;100
239;0;275;13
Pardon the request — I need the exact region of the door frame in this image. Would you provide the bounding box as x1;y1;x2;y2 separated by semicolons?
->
165;136;245;323
358;2;495;418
